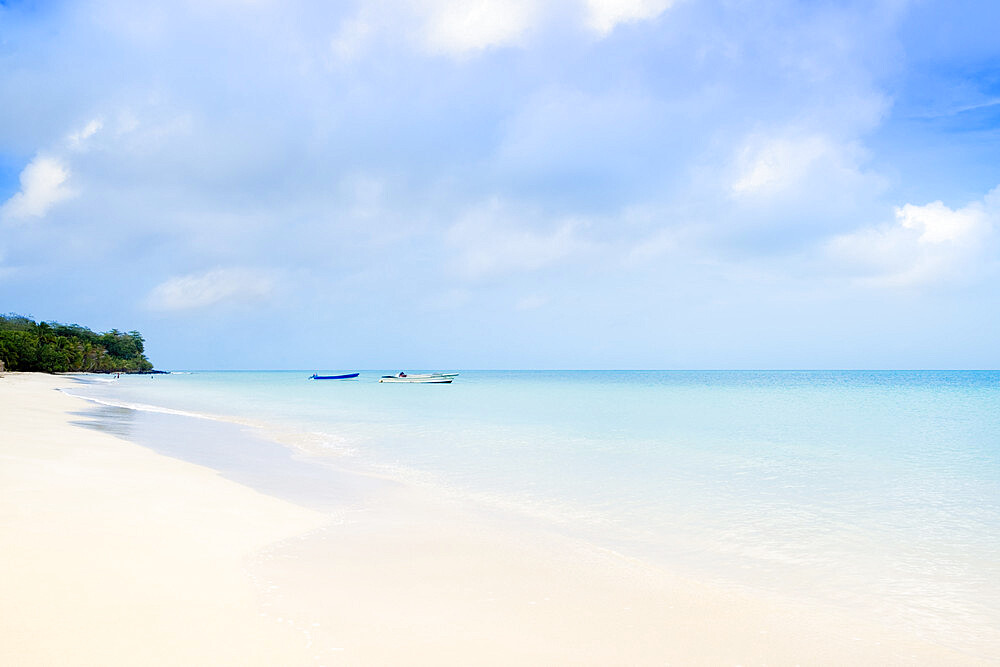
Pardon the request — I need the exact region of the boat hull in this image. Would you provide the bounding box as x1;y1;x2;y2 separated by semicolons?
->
310;373;360;380
379;373;458;383
379;378;452;383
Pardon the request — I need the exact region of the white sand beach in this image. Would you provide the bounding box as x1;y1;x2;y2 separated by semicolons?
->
0;373;326;665
0;373;988;665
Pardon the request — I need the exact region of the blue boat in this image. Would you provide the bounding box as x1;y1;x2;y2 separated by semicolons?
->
309;372;360;380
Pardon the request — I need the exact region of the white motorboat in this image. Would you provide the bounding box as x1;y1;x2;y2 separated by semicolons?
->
379;372;458;383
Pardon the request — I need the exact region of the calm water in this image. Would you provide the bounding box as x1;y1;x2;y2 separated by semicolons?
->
67;370;1000;656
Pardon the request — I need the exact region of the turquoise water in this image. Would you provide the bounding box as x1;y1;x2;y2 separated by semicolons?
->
68;370;1000;655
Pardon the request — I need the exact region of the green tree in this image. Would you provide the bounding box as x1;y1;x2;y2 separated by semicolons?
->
0;314;155;373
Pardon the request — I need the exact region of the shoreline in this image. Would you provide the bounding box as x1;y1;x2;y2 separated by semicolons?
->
1;372;990;665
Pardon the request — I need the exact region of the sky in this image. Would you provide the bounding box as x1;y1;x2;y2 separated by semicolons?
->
1;0;999;369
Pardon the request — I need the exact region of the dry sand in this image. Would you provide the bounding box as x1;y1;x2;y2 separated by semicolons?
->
0;373;988;665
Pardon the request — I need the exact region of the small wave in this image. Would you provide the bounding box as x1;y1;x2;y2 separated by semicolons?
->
66;375;119;384
256;426;359;459
60;388;362;461
60;390;223;422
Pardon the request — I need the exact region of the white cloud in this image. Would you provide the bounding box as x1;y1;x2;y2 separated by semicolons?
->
827;189;998;287
895;200;985;244
731;134;839;197
446;199;589;279
416;0;539;55
0;156;75;222
583;0;674;36
409;0;674;55
67;118;104;149
146;268;277;311
725;131;886;239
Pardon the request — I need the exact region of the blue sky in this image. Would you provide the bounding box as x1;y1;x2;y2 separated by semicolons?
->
1;0;998;369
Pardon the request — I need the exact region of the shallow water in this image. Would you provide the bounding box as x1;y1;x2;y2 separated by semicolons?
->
67;370;1000;657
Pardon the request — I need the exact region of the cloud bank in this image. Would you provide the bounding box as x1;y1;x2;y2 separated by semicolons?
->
146;268;277;312
1;0;998;367
829;189;998;287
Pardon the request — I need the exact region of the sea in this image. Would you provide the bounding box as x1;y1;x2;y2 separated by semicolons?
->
65;370;1000;658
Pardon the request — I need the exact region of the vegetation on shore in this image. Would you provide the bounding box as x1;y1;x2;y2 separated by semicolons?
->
0;314;154;373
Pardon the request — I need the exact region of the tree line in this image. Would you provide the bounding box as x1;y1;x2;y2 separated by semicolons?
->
0;314;154;373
